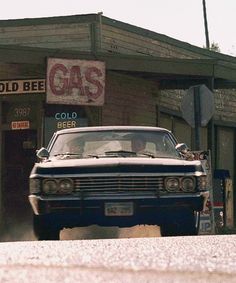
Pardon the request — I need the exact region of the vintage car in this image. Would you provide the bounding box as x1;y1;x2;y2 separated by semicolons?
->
29;126;209;240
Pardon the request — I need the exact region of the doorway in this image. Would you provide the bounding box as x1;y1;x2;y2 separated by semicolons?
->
2;130;37;229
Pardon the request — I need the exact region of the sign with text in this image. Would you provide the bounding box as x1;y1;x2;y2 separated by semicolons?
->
44;115;88;145
46;58;105;106
11;120;30;130
5;102;36;122
0;79;45;95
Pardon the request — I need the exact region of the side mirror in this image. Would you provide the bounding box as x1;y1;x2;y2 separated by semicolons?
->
36;147;49;160
175;143;189;154
175;143;194;160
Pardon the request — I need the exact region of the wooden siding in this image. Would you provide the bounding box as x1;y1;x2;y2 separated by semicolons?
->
214;89;236;123
0;14;236;124
102;72;159;126
0;63;45;80
0;23;91;51
0;18;208;59
159;90;185;112
159;88;236;124
100;24;205;59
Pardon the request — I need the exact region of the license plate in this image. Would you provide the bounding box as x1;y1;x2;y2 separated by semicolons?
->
105;202;134;216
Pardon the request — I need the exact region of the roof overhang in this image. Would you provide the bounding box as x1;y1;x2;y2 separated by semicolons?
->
0;44;235;89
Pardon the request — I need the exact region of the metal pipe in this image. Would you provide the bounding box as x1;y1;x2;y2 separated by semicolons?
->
202;0;210;49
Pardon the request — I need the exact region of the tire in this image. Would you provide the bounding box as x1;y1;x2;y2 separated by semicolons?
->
33;215;60;240
160;210;199;237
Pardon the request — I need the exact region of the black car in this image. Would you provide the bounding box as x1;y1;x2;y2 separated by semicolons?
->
29;126;209;240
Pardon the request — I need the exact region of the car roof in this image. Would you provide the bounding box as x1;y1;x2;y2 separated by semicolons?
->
55;126;172;135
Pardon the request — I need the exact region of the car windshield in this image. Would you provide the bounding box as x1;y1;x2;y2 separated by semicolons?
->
49;129;181;159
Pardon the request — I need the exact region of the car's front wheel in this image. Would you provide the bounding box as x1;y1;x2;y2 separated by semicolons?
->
160;210;199;237
33;215;60;240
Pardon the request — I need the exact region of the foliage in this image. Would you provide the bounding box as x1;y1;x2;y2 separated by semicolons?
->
203;42;221;52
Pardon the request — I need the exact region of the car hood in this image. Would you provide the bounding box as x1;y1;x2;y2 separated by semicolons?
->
31;157;204;176
40;156;198;166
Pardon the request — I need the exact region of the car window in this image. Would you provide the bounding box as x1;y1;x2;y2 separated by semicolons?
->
49;130;180;158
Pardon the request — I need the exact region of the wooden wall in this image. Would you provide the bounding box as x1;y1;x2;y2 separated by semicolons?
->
0;16;208;59
0;15;235;124
102;72;159;126
0;22;92;51
159;88;236;125
214;89;236;123
100;24;204;59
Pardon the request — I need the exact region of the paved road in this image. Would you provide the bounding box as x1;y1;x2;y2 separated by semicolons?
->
0;233;236;283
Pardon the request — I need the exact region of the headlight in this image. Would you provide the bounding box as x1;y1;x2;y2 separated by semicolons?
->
165;177;180;192
181;177;196;192
43;179;58;194
58;179;73;194
42;178;74;194
198;176;207;190
29;179;41;194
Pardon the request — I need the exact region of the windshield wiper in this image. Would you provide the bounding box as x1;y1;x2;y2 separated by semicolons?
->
137;151;156;158
53;152;82;157
105;150;137;157
84;154;100;159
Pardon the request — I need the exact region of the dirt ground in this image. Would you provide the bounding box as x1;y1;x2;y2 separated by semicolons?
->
0;217;161;242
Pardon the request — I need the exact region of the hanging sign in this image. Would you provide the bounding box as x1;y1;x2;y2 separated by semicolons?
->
46;58;105;106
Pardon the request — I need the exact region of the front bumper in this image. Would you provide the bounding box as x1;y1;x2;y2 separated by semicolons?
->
29;192;209;227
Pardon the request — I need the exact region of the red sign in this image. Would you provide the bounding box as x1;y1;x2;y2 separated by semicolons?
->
11;121;30;130
46;58;105;106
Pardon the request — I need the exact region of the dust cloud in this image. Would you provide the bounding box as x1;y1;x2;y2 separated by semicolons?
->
0;221;36;242
0;222;161;242
61;225;161;240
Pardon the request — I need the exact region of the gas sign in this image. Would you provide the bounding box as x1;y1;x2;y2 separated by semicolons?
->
46;58;105;106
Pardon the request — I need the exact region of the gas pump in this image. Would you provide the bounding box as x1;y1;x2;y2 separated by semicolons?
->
213;170;234;232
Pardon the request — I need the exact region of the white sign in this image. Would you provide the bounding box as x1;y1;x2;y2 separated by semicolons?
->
0;79;45;95
46;58;105;106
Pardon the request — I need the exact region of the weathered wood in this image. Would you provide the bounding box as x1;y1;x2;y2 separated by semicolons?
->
0;23;91;51
159;87;236;124
102;72;158;126
101;24;204;59
0;14;235;125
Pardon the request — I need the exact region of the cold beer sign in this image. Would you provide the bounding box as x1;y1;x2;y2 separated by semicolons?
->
46;58;105;106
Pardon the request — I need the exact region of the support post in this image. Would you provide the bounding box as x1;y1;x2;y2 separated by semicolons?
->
194;85;201;150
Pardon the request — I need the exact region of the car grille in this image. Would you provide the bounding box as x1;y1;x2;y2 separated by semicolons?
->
73;176;164;193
